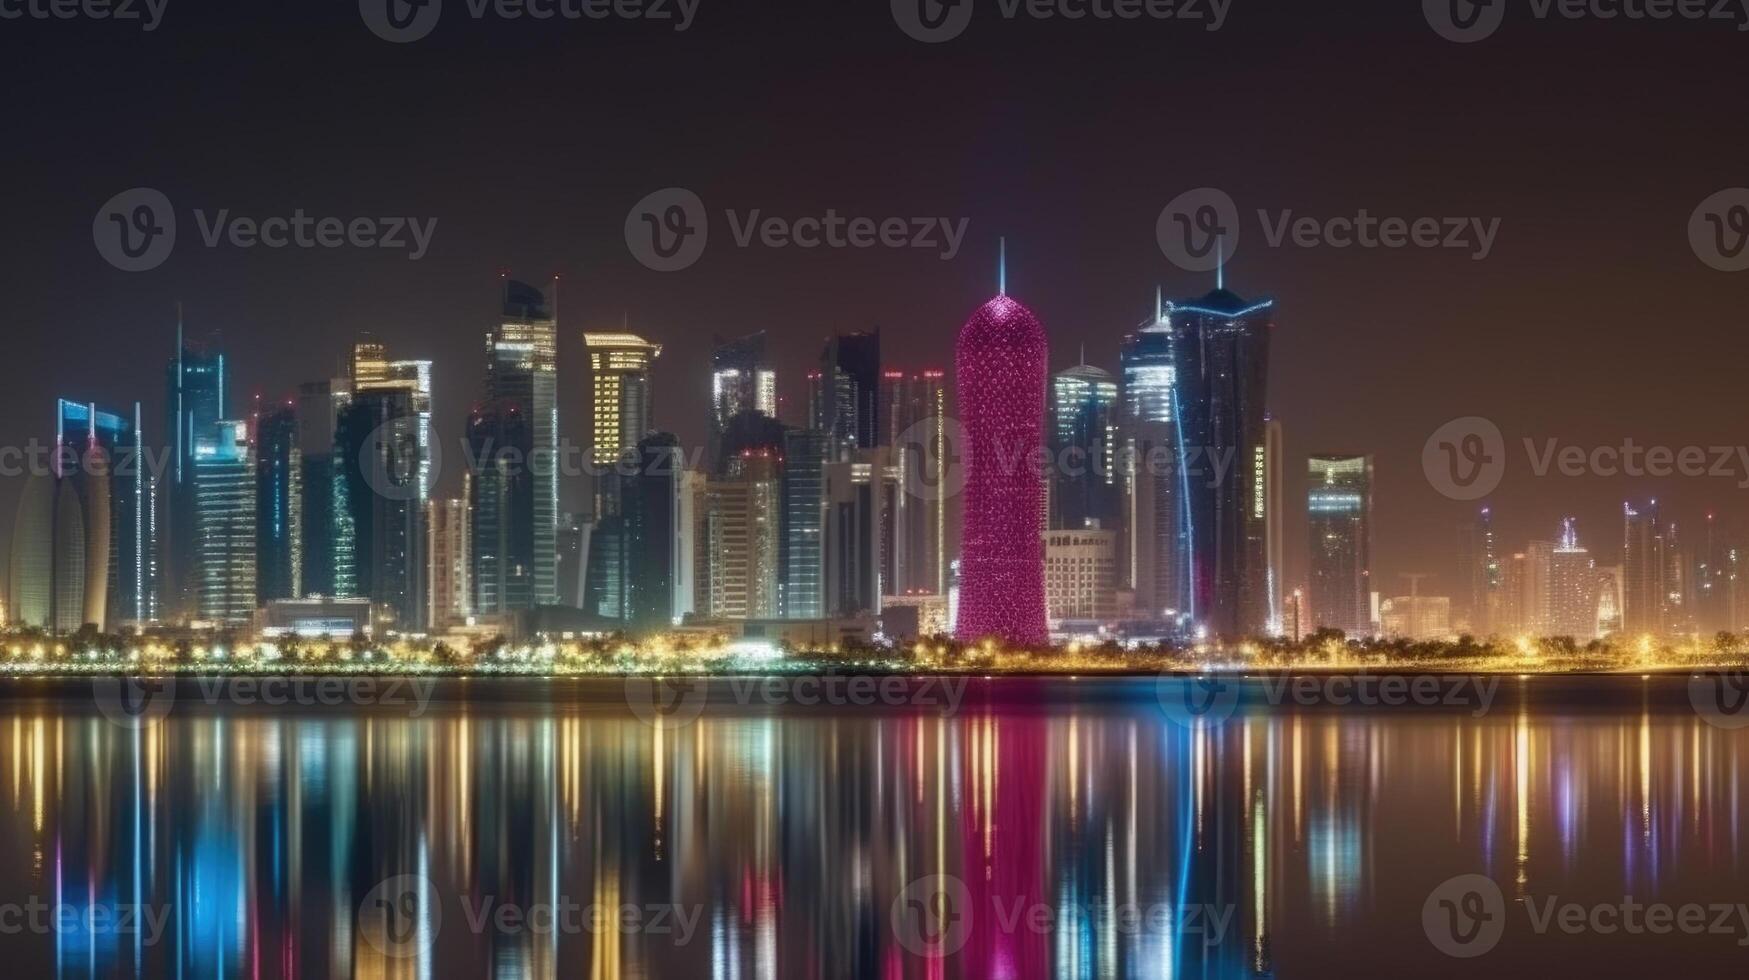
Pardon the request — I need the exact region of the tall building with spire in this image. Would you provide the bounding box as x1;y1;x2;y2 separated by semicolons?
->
1458;506;1501;636
1168;286;1275;637
1548;517;1599;639
1120;295;1186;623
955;242;1049;646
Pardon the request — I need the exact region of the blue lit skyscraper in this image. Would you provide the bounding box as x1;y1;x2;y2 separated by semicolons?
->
165;317;229;622
1120;303;1186;622
193;420;255;627
1167;287;1275;638
781;428;829;619
255;401;301;602
57;398;157;627
486;278;559;608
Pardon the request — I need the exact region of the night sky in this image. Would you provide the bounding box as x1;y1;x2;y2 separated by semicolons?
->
3;0;1746;602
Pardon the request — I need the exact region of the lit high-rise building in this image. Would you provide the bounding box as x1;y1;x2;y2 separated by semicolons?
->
1622;500;1667;636
468;399;533;616
584;331;662;468
193;420;256;627
1119;303;1185;622
7;473;55;629
486;278;559;607
426;492;471;628
1049;363;1120;533
1043;529;1118;626
825;449;890;617
622;432;689;630
1548;517;1599;639
881;370;948;597
707;451;781;620
164;318;229;622
1696;512;1736;633
352;344;435;505
336;387;424;628
296;380;347;598
711;331;777;467
255;401;302;603
1263;417;1284;635
1307;455;1372;636
811;330;882;461
58;399;156;628
780;429;829;619
1167;287;1274;638
1458;506;1501;636
954;251;1049;646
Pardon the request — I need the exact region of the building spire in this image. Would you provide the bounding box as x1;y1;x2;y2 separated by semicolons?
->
1216;236;1225;291
998;236;1007;296
1155;285;1164;324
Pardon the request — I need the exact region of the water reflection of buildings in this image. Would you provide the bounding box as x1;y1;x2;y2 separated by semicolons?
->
0;684;1744;977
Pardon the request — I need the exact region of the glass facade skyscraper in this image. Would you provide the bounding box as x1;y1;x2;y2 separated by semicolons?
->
1307;454;1372;636
1049;364;1120;532
487;278;559;608
1119;310;1186;622
57;399;157;627
811;331;882;461
255;402;302;602
165;322;229;623
780;429;829;619
194;420;256;627
1167;288;1274;638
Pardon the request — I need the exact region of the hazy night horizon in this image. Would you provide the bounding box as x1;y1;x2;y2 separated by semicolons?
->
3;0;1749;976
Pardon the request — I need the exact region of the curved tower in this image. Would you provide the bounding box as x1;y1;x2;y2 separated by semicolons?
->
954;247;1049;646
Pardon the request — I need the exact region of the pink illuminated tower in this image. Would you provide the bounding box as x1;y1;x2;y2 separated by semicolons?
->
955;241;1049;646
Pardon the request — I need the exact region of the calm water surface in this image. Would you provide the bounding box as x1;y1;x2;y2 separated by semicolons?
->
0;676;1744;978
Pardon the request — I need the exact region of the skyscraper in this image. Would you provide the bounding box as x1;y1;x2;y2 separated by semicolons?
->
585;331;662;470
468;399;534;617
1622;500;1667;636
1167;287;1274;638
780;428;829;619
882;370;948;596
255;401;302;602
812;330;881;461
296;380;346;597
486;278;559;607
1548;517;1599;639
1119;304;1185;622
427;493;471;628
194;420;256;627
954;252;1049;646
707;451;781;620
353;344;435;506
1458;506;1501;637
1695;512;1736;633
336;387;425;628
165;319;229;622
1264;417;1284;635
1307;455;1372;636
622;432;687;630
711;332;777;467
58;399;156;627
1049;363;1121;533
825;449;889;617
